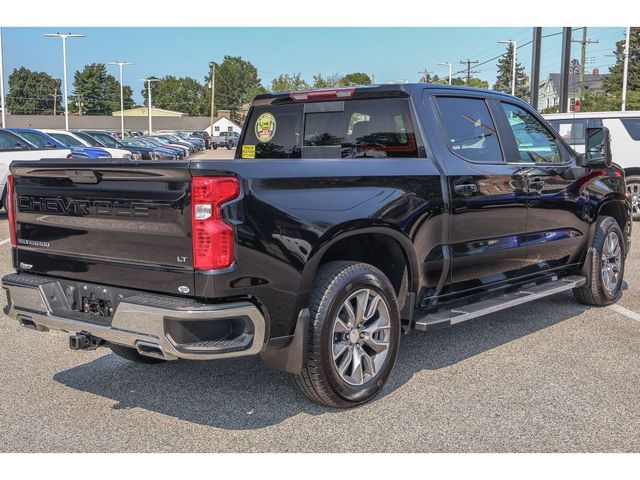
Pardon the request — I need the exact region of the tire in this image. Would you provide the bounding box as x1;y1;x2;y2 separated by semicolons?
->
574;215;625;306
293;261;401;408
108;342;166;364
226;143;233;150
626;175;640;221
212;145;218;150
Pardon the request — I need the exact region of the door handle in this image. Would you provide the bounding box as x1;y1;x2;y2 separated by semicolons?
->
528;179;546;190
454;183;478;195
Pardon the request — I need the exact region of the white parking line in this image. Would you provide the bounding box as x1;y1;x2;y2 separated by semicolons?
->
608;304;640;323
0;238;10;246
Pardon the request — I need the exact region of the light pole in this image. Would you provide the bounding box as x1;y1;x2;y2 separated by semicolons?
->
209;62;216;136
621;26;631;112
44;33;84;130
140;78;159;135
107;61;134;138
437;61;452;85
0;28;6;128
498;40;517;96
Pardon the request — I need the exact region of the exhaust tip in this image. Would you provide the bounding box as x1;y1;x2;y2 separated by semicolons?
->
18;315;47;332
136;341;166;360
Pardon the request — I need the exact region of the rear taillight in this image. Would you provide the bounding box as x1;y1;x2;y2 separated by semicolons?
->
7;174;17;247
191;176;240;270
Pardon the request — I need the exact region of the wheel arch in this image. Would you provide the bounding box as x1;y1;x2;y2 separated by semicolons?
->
297;225;420;317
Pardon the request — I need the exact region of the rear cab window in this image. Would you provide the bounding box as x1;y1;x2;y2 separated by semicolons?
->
240;97;419;159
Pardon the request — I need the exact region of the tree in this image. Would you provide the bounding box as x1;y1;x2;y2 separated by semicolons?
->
142;76;209;116
339;72;372;86
570;59;581;75
493;43;528;100
71;63;134;115
5;67;62;115
312;73;342;88
601;27;640;110
207;56;265;116
271;73;310;92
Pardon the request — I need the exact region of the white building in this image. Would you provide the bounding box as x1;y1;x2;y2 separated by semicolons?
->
205;115;242;136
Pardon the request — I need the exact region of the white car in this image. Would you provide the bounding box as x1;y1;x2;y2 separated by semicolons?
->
544;111;640;219
38;129;132;159
0;129;71;208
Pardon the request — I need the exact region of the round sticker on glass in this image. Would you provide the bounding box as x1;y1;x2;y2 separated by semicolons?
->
255;112;276;143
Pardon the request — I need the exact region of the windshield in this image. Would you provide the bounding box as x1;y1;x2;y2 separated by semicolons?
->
74;132;101;147
15;131;53;148
49;132;85;147
91;132;122;148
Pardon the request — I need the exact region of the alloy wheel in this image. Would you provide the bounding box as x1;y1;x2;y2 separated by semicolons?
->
331;288;391;386
601;231;622;295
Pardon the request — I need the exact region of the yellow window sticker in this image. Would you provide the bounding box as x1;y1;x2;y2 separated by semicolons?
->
255;112;276;143
242;144;256;159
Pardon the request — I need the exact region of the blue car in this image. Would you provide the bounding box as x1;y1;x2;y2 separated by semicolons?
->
8;128;112;159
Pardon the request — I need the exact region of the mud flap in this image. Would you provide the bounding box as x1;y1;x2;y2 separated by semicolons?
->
260;308;309;375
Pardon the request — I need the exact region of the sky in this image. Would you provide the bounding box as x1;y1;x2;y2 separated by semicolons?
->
1;27;626;104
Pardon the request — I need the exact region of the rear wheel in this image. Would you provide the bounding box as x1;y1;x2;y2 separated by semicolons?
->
108;343;166;364
574;215;625;306
626;175;640;221
293;261;401;408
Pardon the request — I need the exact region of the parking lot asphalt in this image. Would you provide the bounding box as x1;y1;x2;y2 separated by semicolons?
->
1;211;640;452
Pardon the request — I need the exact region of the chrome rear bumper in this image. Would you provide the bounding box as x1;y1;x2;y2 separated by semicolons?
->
2;273;266;361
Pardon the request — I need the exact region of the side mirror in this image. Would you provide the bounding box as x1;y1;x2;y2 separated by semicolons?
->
585;127;612;167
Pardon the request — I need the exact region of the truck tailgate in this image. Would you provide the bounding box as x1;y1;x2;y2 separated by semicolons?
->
9;160;195;296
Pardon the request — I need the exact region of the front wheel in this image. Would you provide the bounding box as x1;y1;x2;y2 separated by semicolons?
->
293;261;401;408
574;215;625;306
626;175;640;221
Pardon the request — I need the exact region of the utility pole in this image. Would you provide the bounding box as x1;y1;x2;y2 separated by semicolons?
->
459;59;479;84
530;27;542;109
0;27;6;128
572;27;599;101
209;62;216;135
622;26;631;112
559;27;573;113
419;68;430;83
52;87;57;116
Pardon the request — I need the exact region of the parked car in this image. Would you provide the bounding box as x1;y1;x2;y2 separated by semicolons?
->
2;84;631;408
0;129;71;208
9;128;111;159
38;129;133;159
73;131;144;160
190;130;211;149
119;138;177;160
176;131;205;150
138;137;187;159
544;111;640;220
151;135;193;156
211;130;240;149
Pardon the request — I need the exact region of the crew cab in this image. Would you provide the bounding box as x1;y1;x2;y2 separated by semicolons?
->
1;84;631;408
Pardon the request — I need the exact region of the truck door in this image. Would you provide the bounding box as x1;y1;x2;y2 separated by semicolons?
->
497;101;587;275
428;93;529;296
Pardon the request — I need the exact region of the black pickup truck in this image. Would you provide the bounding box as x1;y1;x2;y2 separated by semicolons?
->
2;84;631;408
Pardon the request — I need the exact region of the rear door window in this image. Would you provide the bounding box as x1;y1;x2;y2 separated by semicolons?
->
435;96;503;163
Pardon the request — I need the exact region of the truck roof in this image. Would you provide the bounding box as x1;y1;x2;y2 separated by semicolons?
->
252;83;518;105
